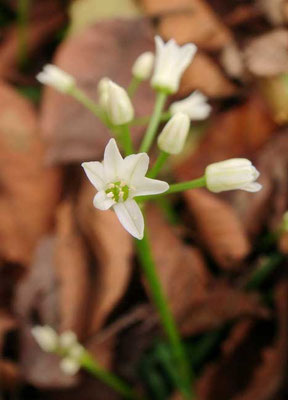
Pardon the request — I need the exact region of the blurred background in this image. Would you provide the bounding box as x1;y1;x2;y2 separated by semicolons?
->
0;0;288;399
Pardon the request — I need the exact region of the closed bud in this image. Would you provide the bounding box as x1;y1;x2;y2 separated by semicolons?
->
59;331;77;350
106;81;134;125
205;158;262;193
36;64;75;93
157;112;190;154
31;325;58;353
60;357;80;376
132;52;154;81
97;77;110;110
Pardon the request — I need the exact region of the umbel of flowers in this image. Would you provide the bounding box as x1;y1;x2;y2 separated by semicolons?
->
36;36;262;400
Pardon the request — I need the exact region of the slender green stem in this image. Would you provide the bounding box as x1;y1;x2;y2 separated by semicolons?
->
136;228;194;399
120;124;134;155
17;0;30;68
140;91;168;153
127;77;141;97
81;351;142;400
132;112;171;127
148;151;169;178
70;87;108;124
168;176;206;194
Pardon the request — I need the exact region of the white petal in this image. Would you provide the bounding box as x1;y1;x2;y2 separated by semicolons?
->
121;153;149;185
93;191;115;210
241;182;262;192
81;161;106;191
103;139;124;181
133;177;169;197
113;199;144;240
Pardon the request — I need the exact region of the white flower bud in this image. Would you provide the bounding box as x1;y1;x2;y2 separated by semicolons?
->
60;357;80;376
106;81;134;125
97;77;110;110
59;331;77;350
157;112;190;154
31;325;58;352
151;36;197;94
205;158;262;193
36;64;75;93
170;91;212;120
132;52;154;81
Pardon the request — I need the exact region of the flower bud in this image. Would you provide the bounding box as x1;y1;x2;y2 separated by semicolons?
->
157;112;190;154
106;81;134;125
132;52;154;81
170;90;211;120
31;325;58;352
97;77;110;110
59;331;77;350
36;64;75;93
60;357;80;376
205;158;262;193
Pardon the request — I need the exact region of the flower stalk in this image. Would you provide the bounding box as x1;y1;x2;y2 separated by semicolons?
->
119;124;134;155
140;91;167;153
127;76;141;97
167;176;206;194
17;0;30;68
148;151;169;178
136;228;194;399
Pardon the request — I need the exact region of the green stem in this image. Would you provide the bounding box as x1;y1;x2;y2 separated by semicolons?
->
127;77;141;97
136;228;194;399
17;0;30;68
132;112;171;127
140;91;168;153
81;352;142;400
148;151;169;178
70;87;108;124
120;124;134;155
167;176;206;194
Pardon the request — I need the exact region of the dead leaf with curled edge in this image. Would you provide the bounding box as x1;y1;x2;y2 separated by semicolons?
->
0;82;61;265
76;179;133;335
40;18;155;164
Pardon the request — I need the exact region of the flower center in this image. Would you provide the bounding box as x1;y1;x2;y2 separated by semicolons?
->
105;181;129;202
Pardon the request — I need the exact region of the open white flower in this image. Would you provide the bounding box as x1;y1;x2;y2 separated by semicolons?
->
205;158;262;193
151;36;197;94
82;139;169;239
31;325;58;353
36;64;75;93
170;91;212;120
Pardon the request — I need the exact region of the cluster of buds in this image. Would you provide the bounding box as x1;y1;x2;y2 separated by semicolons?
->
32;326;85;375
36;35;262;239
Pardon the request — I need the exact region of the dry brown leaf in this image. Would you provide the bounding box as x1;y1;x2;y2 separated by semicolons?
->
230;130;288;236
179;51;237;97
158;0;232;50
257;0;287;25
0;309;17;351
40;18;155;164
184;189;251;270
76;180;133;334
0;82;61;265
0;0;66;82
179;283;268;336
244;29;288;77
146;205;211;319
0;360;21;390
54;200;90;337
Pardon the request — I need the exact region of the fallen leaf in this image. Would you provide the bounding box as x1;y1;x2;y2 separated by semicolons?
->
40;18;155;164
0;82;61;265
76;180;133;334
184;189;251;270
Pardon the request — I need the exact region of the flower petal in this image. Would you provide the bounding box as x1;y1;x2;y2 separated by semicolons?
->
103;138;124;181
81;161;106;191
93;191;115;210
241;182;262;192
113;199;144;239
121;153;149;185
133;177;169;197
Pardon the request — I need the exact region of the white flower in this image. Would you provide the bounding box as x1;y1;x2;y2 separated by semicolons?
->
132;52;154;81
205;158;262;193
36;64;75;93
82;139;169;239
106;81;134;125
59;331;78;350
31;325;58;352
60;343;84;376
170;91;212;120
151;36;197;94
157;112;190;154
